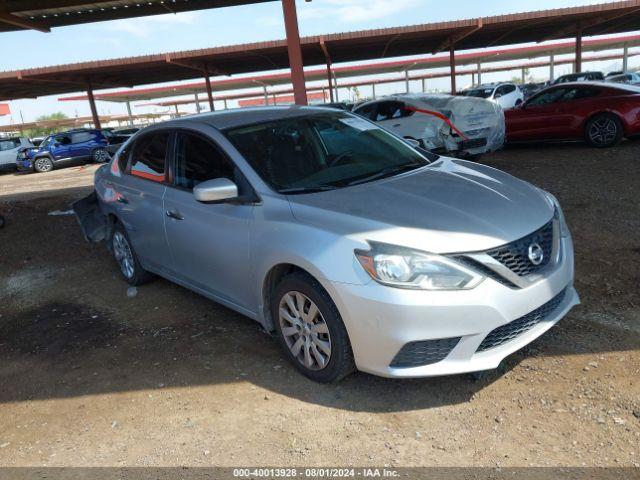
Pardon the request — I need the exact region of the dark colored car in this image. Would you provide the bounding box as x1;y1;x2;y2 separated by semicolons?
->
17;129;114;173
505;82;640;148
552;71;604;84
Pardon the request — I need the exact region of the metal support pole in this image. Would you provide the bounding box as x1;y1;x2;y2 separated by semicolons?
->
174;104;179;116
223;99;228;110
421;78;426;92
325;60;334;103
449;43;457;95
372;83;376;99
204;73;214;111
575;30;583;73
125;100;133;126
477;62;482;85
86;83;101;129
405;69;410;94
263;85;269;106
321;87;327;103
623;43;629;71
472;73;475;86
521;68;526;84
194;93;201;114
281;0;307;105
333;73;338;102
549;53;555;82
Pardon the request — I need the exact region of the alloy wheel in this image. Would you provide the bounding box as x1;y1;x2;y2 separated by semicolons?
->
278;291;332;370
588;118;617;146
34;158;52;172
113;231;135;279
94;149;110;163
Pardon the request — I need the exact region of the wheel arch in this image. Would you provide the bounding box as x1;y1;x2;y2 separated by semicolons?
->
582;110;625;132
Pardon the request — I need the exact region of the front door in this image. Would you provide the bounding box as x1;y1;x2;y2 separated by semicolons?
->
163;130;253;310
507;87;569;141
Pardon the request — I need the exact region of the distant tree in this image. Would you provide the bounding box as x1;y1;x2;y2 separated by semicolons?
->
24;112;68;138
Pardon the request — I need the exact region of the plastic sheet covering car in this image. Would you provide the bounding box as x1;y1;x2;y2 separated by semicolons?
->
353;94;505;159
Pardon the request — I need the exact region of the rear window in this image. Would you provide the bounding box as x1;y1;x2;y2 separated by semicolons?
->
128;132;169;182
0;138;20;151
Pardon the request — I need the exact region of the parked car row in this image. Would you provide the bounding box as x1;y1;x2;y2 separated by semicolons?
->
2;126;141;173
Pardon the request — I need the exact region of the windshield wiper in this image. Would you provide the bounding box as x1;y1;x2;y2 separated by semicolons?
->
279;185;340;194
345;162;424;187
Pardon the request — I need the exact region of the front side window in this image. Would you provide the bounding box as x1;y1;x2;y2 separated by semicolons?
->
225;112;433;194
55;134;72;146
375;101;405;121
354;103;376;120
461;88;494;99
129;132;169;182
174;132;234;189
559;88;600;102
526;88;568;106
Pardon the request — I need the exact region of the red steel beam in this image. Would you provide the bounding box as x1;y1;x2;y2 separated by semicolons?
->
449;43;457;95
576;30;583;72
204;72;214;111
281;0;307;106
0;11;49;32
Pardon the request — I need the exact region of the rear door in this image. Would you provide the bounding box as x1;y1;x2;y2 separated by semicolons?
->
163;129;253;309
115;130;173;275
70;131;94;160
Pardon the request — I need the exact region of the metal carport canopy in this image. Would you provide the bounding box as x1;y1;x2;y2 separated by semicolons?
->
0;1;275;33
2;0;640;101
55;33;640;103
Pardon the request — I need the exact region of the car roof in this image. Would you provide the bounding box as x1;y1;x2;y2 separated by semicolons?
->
159;106;343;131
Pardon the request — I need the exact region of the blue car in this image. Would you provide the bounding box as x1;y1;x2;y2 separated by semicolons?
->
17;129;114;173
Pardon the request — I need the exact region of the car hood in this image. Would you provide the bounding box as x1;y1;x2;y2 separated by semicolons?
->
287;158;554;254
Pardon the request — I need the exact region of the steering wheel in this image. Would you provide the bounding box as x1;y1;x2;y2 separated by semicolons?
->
328;150;354;167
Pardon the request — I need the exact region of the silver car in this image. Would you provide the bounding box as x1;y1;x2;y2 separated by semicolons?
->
75;107;579;382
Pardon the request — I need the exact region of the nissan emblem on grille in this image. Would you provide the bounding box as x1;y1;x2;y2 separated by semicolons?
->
528;242;544;265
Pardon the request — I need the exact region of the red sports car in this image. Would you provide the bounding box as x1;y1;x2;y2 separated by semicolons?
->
505;82;640;147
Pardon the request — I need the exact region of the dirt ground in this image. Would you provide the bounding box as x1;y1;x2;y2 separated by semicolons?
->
0;142;639;468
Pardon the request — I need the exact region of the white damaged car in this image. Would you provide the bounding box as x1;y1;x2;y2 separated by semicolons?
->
353;94;505;159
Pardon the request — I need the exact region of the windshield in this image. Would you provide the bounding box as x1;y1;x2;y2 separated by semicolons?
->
224;112;435;194
461;88;493;99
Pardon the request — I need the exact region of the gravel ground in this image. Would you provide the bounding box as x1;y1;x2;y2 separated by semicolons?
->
0;142;638;468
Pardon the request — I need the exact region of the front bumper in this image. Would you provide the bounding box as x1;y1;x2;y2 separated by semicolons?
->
328;236;578;378
15;158;33;171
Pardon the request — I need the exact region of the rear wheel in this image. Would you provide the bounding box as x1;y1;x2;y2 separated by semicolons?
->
111;223;155;286
272;272;355;383
585;113;623;148
93;148;110;163
33;156;53;173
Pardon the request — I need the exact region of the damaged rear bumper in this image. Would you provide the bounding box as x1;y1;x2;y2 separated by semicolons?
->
72;191;108;243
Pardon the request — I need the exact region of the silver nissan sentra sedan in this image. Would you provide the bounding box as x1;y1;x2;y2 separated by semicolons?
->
74;106;579;383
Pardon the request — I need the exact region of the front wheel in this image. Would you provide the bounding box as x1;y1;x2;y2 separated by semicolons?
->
272;273;355;383
585;113;623;148
111;223;155;286
33;157;53;173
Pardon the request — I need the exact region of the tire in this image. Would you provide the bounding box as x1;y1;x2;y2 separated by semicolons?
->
272;272;355;383
92;148;110;163
111;222;155;286
33;156;54;173
585;113;623;148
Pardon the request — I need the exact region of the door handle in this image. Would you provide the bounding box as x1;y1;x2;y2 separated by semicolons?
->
166;210;184;220
116;196;128;204
392;123;401;127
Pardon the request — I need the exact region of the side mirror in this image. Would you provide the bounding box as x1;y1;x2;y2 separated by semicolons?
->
54;142;60;147
405;138;420;148
193;178;238;203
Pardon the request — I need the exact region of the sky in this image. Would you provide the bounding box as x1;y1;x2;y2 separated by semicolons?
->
1;0;638;126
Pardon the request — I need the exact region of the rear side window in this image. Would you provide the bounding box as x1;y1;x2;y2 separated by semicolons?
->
0;139;20;151
375;101;407;121
129;132;169;182
71;132;93;144
173;132;234;189
497;84;516;95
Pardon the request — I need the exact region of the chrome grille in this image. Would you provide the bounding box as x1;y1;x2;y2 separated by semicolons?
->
476;288;567;353
486;220;554;276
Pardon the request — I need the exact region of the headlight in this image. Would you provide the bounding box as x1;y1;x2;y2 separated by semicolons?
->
355;242;484;290
540;189;569;238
